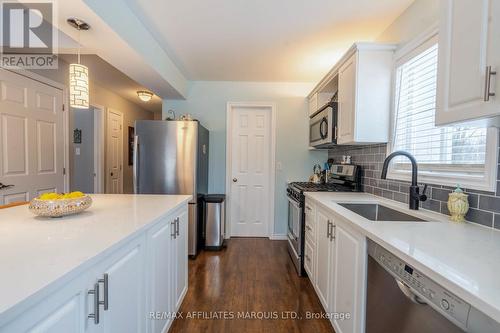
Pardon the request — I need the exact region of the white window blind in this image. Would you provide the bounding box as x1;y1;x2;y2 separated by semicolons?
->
391;42;488;177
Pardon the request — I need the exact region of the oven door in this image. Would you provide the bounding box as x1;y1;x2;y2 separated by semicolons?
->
309;106;335;147
287;195;302;256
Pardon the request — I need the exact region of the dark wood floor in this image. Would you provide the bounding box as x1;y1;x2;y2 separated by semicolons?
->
168;238;334;333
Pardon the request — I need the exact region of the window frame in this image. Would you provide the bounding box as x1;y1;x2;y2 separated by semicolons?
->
386;27;498;192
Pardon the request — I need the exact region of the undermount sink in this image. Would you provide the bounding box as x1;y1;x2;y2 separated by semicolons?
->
338;203;428;222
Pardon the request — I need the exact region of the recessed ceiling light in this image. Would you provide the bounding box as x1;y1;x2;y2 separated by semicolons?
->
137;90;154;102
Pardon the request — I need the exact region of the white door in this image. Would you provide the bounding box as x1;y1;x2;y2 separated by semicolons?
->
315;207;333;311
331;219;366;333
338;54;356;144
0;69;64;204
229;105;273;237
436;0;500;125
106;109;123;194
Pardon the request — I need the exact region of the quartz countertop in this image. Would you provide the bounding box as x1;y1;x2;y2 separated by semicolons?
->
0;194;191;317
305;192;500;322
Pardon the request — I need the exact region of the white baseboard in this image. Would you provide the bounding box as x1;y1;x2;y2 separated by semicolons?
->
269;234;287;240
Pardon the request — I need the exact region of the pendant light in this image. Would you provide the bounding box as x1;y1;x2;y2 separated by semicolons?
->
67;18;90;109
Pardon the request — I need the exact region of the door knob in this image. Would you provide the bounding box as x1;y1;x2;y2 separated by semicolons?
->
232;178;238;183
0;183;14;190
110;172;114;176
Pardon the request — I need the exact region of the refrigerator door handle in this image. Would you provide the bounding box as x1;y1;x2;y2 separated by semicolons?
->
133;135;140;194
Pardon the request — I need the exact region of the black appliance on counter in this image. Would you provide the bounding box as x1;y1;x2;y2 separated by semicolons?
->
286;164;361;276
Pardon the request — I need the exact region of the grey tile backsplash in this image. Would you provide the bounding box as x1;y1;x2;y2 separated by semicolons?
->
328;143;500;229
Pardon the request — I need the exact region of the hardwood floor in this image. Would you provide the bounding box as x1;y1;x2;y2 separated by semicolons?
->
168;238;334;333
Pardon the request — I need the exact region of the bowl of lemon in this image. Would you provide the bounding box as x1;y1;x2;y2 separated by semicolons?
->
29;191;92;217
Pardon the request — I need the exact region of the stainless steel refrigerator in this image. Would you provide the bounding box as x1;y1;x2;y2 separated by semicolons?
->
133;120;209;257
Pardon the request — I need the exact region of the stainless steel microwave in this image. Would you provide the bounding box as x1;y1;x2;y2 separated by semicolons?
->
309;102;338;148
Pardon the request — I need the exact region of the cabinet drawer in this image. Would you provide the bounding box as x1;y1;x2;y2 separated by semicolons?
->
304;201;316;244
304;239;315;278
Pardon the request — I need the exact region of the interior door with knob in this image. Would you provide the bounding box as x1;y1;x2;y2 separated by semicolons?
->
106;109;123;194
0;69;65;205
229;105;272;237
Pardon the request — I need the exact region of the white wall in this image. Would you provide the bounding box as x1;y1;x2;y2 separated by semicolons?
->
163;81;327;235
376;0;439;43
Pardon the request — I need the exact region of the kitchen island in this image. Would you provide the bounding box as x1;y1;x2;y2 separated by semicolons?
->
0;194;191;333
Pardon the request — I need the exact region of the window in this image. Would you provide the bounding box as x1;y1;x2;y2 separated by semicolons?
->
388;34;498;191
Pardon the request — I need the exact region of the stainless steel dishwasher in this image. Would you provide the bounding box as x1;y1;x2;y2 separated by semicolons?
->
366;240;500;333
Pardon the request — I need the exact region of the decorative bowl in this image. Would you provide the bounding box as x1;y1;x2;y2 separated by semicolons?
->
29;195;92;217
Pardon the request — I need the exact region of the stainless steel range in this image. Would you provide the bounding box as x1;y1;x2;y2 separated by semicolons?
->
286;164;361;276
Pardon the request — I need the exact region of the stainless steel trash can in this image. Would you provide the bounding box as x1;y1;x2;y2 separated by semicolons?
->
204;194;225;250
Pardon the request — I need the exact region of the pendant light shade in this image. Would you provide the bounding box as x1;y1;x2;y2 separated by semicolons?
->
69;63;89;109
67;18;90;109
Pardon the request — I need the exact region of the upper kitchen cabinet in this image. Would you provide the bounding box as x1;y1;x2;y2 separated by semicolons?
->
308;43;396;146
436;0;500;126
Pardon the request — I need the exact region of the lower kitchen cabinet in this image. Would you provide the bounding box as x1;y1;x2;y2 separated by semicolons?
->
308;201;367;333
330;216;367;333
314;205;334;311
0;205;189;333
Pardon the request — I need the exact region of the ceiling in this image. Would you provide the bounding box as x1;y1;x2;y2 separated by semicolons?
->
59;54;162;113
124;0;414;82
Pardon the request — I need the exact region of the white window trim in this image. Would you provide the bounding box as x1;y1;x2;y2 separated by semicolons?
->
386;27;499;192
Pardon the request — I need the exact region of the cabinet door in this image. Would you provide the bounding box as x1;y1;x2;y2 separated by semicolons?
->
331;219;366;333
436;0;500;125
1;275;91;333
99;237;145;333
147;216;176;333
314;207;333;311
174;209;189;310
338;54;356;144
304;239;315;278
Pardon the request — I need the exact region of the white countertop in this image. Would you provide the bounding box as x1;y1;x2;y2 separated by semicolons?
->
0;194;191;317
305;192;500;322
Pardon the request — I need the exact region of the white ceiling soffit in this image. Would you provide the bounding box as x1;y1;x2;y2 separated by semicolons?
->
56;0;188;99
124;0;415;82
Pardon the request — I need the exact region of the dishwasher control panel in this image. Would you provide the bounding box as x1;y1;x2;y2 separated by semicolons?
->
368;240;471;328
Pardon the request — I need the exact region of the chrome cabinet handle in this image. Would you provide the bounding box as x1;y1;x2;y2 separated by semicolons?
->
484;66;497;101
171;220;177;239
98;274;109;311
88;283;100;324
306;205;312;211
175;217;180;236
306;225;312;231
334;125;338;140
326;221;331;238
330;225;336;241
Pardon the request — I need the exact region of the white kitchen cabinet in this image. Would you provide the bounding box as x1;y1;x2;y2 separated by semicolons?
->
1;274;91;333
436;0;500;125
95;236;145;333
338;54;356;143
330;216;367;333
174;209;188;310
304;239;315;278
314;205;334;311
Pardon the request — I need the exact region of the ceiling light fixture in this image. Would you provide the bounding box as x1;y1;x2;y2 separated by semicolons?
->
67;18;90;109
137;90;154;102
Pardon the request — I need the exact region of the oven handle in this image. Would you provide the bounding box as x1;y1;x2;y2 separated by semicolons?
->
287;194;301;209
395;279;427;305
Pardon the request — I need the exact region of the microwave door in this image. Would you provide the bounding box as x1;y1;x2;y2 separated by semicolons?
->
310;108;333;147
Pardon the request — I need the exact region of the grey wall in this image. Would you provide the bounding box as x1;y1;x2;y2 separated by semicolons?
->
328;142;500;229
71;109;95;193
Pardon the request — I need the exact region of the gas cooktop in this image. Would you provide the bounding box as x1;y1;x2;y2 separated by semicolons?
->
290;182;355;192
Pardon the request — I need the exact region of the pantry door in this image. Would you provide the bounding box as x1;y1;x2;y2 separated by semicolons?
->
0;69;65;205
106;108;123;194
227;103;275;238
